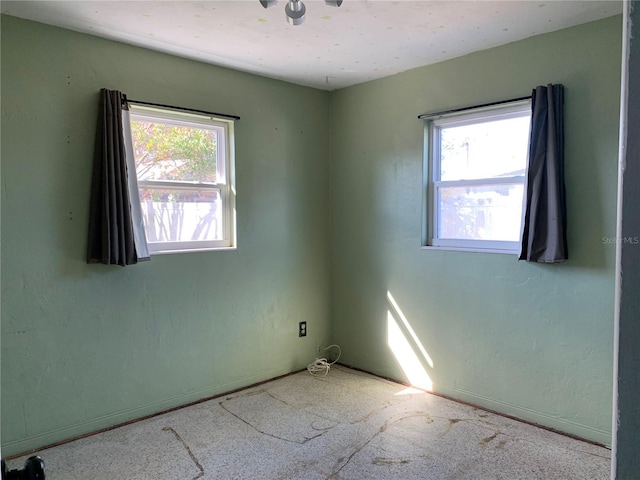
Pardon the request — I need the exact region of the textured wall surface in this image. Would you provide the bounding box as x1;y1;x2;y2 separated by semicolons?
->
330;16;622;445
1;15;331;456
1;12;623;457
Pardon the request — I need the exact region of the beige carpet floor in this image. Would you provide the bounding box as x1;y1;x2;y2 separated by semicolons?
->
6;366;610;479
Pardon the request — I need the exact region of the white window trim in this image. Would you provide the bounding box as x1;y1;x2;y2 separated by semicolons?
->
422;100;531;254
129;104;237;254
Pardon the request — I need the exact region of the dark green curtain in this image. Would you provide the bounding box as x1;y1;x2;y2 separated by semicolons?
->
519;84;568;263
87;89;149;265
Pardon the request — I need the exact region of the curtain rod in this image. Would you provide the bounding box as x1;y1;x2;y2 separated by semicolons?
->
125;97;240;121
418;95;531;120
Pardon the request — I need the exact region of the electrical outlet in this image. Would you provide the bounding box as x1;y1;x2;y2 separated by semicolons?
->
299;321;307;337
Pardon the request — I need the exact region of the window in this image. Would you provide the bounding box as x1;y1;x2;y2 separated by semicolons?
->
423;100;531;253
128;105;236;254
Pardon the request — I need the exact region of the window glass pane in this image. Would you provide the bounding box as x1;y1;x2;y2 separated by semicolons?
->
439;115;530;181
130;120;219;183
139;187;223;243
438;184;524;241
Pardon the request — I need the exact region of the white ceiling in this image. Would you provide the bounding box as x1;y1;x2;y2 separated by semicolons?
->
1;0;622;90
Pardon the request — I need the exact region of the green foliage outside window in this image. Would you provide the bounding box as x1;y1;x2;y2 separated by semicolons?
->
130;120;218;186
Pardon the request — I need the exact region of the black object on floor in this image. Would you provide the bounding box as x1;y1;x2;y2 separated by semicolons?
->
1;456;45;480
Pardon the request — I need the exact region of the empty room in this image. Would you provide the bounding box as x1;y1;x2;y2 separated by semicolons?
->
2;1;639;479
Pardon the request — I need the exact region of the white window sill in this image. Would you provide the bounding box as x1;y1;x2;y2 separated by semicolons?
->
150;246;238;255
421;245;518;255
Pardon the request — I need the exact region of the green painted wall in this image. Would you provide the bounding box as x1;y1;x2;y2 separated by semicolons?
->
1;15;331;456
1;12;622;456
330;15;621;445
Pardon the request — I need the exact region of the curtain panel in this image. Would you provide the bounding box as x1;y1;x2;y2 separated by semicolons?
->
87;89;149;266
519;84;568;263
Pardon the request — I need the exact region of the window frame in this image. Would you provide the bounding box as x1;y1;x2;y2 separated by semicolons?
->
128;104;237;255
422;100;532;254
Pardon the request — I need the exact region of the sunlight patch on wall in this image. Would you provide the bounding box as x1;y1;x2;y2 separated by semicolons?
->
387;291;433;368
386;291;433;392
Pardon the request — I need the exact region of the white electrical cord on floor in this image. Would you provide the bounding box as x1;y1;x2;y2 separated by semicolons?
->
307;344;341;377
